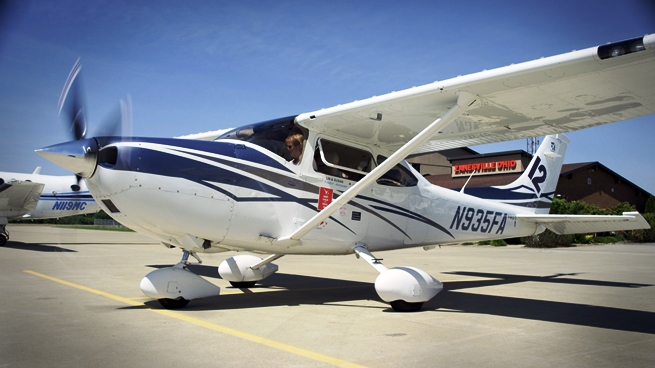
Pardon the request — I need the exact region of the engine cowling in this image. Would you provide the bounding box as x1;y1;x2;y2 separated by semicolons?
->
140;265;220;301
218;255;279;283
374;266;443;304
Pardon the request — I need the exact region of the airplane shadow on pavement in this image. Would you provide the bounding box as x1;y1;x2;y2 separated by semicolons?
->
2;240;77;252
3;239;148;252
139;264;655;335
437;271;654;335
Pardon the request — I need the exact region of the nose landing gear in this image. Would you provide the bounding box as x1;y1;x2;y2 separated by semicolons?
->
140;250;220;309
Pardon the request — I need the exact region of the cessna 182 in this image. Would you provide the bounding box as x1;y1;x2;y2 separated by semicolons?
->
0;167;99;245
36;34;654;311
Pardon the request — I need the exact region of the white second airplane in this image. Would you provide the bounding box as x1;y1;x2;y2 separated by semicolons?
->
0;167;100;245
37;34;653;311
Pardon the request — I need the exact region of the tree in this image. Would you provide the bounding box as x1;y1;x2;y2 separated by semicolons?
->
645;196;655;214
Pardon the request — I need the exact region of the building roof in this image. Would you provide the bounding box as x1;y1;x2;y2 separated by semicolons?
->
560;161;652;197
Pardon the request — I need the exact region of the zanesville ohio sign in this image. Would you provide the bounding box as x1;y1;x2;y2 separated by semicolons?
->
452;159;522;177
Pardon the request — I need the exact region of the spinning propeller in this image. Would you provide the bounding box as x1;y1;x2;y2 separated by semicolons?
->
58;59;87;142
36;59;132;181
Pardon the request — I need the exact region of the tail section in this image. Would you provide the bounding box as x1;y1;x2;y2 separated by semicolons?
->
463;134;569;214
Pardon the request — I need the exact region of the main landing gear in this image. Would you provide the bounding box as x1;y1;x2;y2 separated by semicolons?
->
140;250;280;309
139;245;440;312
353;244;443;312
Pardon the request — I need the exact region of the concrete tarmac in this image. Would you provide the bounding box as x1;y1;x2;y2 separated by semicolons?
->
1;224;654;367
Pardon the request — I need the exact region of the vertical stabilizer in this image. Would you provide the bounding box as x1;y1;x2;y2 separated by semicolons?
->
463;134;569;214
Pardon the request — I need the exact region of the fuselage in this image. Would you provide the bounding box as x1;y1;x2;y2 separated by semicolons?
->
83;130;542;255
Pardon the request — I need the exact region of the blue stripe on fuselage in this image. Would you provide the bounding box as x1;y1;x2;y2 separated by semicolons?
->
39;193;94;200
99;137;292;173
100;141;357;235
98;137;451;239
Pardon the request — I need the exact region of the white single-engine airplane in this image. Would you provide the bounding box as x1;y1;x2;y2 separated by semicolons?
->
0;167;100;245
36;35;654;311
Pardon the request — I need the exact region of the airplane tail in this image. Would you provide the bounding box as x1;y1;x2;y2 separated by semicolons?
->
462;134;569;214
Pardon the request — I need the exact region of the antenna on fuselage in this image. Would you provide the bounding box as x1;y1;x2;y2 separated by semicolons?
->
460;170;476;193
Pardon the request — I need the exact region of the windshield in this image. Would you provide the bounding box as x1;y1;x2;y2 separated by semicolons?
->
215;115;302;160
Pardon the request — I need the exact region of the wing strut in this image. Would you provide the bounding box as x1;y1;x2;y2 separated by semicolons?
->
250;254;284;270
275;91;479;247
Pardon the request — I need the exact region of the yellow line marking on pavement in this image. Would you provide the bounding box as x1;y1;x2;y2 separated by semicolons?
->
24;270;142;306
24;270;367;368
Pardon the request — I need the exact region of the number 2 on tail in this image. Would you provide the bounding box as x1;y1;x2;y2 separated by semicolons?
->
527;156;547;194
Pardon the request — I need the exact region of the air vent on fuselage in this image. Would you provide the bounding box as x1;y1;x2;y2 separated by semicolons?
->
101;199;121;213
98;146;118;168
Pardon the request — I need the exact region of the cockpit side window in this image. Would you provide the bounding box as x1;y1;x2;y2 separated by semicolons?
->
375;155;418;187
314;139;373;181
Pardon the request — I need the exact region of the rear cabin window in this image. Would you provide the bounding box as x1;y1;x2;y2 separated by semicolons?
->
376;155;419;187
314;139;374;181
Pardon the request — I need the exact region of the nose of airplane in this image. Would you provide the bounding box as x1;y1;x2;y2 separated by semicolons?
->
35;138;99;178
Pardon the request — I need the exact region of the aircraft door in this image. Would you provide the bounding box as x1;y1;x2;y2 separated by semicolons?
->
302;137;374;245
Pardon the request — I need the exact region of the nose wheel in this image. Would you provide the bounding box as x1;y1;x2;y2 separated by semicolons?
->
157;297;190;309
390;300;424;312
140;249;220;309
155;251;195;309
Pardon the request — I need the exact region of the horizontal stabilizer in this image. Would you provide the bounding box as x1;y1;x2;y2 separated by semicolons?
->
517;212;650;235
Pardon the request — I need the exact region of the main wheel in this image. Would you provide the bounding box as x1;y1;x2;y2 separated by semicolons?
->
390;300;423;312
157;298;190;309
229;281;257;288
0;233;7;246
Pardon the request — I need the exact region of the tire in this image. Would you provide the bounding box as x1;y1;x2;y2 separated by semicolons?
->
157;298;190;309
390;300;423;312
0;233;7;246
229;281;257;288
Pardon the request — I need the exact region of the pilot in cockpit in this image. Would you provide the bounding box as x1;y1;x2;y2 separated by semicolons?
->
285;132;305;165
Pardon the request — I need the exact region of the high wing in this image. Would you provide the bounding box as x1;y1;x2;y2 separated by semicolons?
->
0;179;45;219
517;212;649;235
279;35;655;244
296;34;655;155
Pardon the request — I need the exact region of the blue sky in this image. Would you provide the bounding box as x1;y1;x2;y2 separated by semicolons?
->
1;0;654;194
